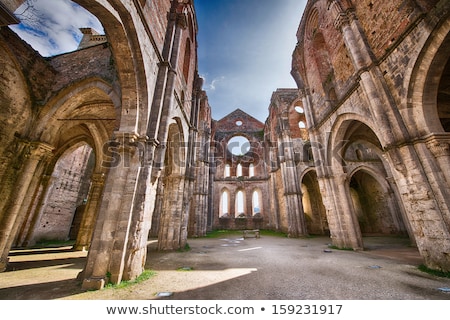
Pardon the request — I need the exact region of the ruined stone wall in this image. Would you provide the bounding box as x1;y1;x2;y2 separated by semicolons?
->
31;145;94;243
49;43;117;94
212;109;269;231
0;0;205;285
292;0;450;270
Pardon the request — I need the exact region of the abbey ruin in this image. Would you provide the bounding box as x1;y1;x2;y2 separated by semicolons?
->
0;0;449;290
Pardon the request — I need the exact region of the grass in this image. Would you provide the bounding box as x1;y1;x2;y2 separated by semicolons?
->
105;270;156;289
177;243;191;252
418;264;450;279
33;239;75;248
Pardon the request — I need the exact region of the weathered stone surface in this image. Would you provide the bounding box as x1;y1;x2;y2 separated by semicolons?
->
0;0;449;293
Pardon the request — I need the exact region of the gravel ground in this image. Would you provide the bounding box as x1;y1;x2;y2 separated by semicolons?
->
1;235;450;300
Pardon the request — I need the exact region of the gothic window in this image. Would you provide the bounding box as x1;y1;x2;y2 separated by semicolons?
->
249;163;255;177
183;41;191;82
252;189;262;216
224;164;231;177
220;189;230;217
236;163;243;177
236;190;245;217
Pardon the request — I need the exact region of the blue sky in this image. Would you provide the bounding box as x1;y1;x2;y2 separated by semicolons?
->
195;0;307;122
10;0;307;122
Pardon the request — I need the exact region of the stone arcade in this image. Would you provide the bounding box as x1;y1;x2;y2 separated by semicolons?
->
0;0;448;290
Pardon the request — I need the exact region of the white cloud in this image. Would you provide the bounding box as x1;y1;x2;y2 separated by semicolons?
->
201;75;226;92
10;0;103;56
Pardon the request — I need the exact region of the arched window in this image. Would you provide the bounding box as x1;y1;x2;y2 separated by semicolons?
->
236;163;243;177
249;163;255;177
252;189;262;216
224;164;231;177
299;121;306;129
183;41;191;82
220;189;230;217
235;190;245;217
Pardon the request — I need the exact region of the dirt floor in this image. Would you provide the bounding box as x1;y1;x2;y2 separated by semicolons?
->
1;234;450;300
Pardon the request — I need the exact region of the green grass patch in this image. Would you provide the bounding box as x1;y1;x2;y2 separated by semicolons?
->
418;264;450;278
105;270;156;289
33;239;75;248
177;243;191;252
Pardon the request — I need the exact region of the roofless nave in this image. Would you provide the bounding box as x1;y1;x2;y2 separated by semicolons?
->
0;0;449;290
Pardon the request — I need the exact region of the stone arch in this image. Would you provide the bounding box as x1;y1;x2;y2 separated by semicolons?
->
300;169;328;235
348;167;408;237
327;113;380;168
33;78;118;173
304;4;334;98
164;118;186;176
71;0;150;135
406;17;450;136
16;141;95;247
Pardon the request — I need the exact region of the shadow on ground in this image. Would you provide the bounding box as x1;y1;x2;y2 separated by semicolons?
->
0;235;449;300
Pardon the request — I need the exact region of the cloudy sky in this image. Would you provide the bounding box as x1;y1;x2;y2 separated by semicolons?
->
10;0;307;122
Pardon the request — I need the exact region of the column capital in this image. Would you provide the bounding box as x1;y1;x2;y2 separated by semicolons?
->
426;140;450;158
26;141;54;161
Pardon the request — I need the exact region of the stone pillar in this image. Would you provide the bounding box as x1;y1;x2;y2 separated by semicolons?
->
81;134;154;288
16;173;53;247
157;174;187;250
279;129;307;237
73;172;106;251
386;144;450;272
0;141;53;271
330;172;364;250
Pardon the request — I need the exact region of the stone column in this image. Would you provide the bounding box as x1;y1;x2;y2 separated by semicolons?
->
81;134;147;289
73;172;106;251
0;141;53;271
279;125;307;237
331;172;363;250
157;174;187;250
17;173;53;247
